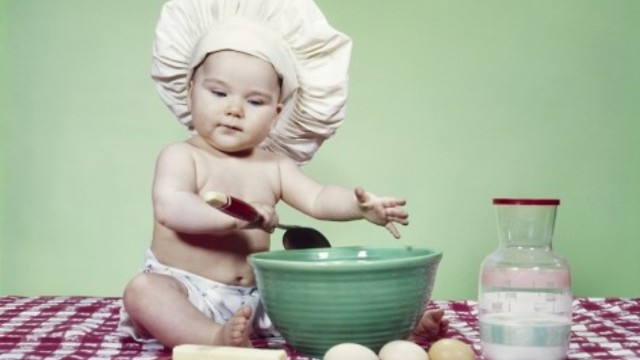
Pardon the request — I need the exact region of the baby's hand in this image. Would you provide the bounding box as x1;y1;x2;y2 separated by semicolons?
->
248;203;279;233
354;187;408;239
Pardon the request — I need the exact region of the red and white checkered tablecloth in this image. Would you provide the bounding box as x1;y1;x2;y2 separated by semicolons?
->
0;296;168;359
1;296;639;359
425;298;640;360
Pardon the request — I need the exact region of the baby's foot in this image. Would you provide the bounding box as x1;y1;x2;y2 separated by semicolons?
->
409;308;450;341
220;305;252;347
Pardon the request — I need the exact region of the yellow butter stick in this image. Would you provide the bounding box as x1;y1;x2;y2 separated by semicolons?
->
173;344;288;360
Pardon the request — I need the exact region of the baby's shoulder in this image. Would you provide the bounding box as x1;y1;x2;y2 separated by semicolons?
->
158;141;196;155
163;141;193;150
154;141;198;164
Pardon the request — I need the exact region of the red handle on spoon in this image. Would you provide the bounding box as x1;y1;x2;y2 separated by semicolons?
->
204;192;262;223
204;191;331;249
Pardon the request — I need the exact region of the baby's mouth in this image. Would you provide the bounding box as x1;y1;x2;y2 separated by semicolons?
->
219;124;242;131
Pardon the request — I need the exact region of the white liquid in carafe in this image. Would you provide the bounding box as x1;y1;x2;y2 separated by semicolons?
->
480;312;571;360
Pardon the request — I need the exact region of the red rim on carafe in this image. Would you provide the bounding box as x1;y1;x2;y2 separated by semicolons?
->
493;198;560;206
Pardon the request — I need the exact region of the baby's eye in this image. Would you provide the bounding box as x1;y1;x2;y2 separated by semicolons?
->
211;90;226;97
248;98;265;106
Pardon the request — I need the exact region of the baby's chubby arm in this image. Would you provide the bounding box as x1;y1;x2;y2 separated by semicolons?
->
278;157;409;238
152;143;268;234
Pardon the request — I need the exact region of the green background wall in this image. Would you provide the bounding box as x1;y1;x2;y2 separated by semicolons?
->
1;0;639;300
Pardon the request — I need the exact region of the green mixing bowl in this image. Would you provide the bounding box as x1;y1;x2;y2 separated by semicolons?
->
248;246;442;357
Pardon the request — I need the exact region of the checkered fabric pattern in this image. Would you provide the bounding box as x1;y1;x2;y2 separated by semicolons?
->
423;298;640;359
0;296;168;359
1;296;639;359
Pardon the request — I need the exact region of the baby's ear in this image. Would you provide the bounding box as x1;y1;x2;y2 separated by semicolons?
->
269;104;283;128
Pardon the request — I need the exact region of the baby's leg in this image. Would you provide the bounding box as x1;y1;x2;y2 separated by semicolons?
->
409;308;450;341
123;273;252;348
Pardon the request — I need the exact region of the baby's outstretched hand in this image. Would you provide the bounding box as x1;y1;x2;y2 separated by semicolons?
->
354;187;408;239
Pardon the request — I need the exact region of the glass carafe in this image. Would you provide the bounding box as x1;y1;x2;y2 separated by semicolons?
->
478;198;572;360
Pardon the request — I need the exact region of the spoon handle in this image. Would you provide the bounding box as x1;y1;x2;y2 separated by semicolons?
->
203;191;262;223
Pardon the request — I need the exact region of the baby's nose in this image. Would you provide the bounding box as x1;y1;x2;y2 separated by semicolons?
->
225;99;244;118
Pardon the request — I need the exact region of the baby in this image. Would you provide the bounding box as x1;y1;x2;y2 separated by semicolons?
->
119;0;448;349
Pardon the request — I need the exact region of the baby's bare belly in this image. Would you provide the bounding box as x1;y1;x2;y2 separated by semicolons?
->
150;223;270;287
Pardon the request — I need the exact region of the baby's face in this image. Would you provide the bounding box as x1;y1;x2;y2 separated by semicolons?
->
188;50;283;154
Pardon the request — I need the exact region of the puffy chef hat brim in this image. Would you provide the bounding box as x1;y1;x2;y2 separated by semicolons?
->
151;0;352;164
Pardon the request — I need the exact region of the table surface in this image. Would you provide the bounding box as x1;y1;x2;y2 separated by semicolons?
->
0;296;638;359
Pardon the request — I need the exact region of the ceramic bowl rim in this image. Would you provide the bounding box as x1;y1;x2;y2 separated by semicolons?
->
248;246;443;272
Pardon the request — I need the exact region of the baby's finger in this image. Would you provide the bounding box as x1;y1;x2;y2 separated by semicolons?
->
386;207;409;219
388;216;409;226
354;187;369;204
385;222;401;239
383;197;406;207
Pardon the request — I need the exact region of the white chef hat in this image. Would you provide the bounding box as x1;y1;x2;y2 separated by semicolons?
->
152;0;352;164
